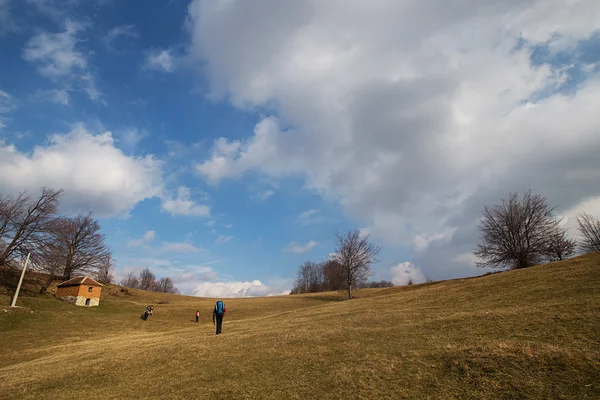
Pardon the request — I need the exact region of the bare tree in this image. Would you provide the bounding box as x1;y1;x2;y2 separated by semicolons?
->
0;188;63;266
474;190;561;270
333;229;381;299
292;261;312;294
157;277;180;294
322;259;345;291
138;268;158;291
120;272;140;289
576;212;600;254
95;255;116;284
545;226;576;261
38;213;112;292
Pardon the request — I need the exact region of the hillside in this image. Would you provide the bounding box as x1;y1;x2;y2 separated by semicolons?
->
1;253;599;399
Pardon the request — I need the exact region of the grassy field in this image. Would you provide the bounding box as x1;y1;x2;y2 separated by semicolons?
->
1;253;599;399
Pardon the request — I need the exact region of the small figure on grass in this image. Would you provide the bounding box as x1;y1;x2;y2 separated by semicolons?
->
141;305;154;321
195;310;199;322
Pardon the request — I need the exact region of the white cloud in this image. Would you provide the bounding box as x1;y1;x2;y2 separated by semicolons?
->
557;196;600;240
297;208;326;225
0;90;14;114
188;0;600;280
117;126;148;151
158;241;205;253
390;262;426;286
0;122;163;217
192;280;290;298
104;24;138;50
0;0;19;36
413;229;457;253
453;252;478;266
206;220;215;226
22;20;100;101
22;20;86;78
282;240;318;254
0;90;13;131
127;230;155;247
257;189;274;200
161;186;210;217
216;235;233;244
33;88;71;105
224;223;232;228
145;49;175;72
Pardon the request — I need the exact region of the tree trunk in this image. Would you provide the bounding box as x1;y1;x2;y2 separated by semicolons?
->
39;275;56;294
347;285;352;300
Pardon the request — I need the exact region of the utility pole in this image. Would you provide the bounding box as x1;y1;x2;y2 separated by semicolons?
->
11;252;31;307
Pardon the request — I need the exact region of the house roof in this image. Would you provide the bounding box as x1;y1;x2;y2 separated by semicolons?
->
57;276;104;288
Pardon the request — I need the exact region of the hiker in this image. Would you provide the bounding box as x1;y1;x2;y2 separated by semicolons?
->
195;310;199;323
212;300;226;334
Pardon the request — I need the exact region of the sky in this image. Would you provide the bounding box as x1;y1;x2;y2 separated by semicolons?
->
1;0;599;298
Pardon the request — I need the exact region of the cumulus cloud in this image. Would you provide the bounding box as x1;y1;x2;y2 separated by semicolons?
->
188;0;600;280
0;122;163;217
127;230;155;247
192;280;290;298
390;262;426;286
161;186;210;217
282;240;318;254
145;49;175;72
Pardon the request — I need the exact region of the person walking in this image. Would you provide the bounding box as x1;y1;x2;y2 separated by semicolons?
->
195;310;199;323
212;300;226;334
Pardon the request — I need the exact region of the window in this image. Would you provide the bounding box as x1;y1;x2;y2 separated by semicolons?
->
88;287;93;292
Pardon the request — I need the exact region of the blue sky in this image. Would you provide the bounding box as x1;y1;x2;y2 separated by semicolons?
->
1;0;600;297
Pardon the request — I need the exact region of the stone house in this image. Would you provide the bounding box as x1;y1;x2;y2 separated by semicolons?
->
56;276;103;307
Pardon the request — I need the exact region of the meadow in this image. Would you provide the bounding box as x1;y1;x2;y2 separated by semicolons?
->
1;253;599;399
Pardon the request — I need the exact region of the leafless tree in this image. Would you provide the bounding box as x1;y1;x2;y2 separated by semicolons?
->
0;188;63;266
322;259;345;291
474;190;561;270
138;268;158;291
292;261;313;294
545;226;576;261
120;272;140;289
157;277;180;294
38;213;112;292
333;229;381;299
576;212;600;253
95;255;116;284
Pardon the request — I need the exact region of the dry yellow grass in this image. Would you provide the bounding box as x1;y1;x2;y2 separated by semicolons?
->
1;253;599;399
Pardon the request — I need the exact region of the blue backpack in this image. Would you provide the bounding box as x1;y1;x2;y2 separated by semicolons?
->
215;300;224;316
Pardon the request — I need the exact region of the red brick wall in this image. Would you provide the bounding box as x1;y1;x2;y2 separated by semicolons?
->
56;285;80;298
57;285;102;300
77;285;102;299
